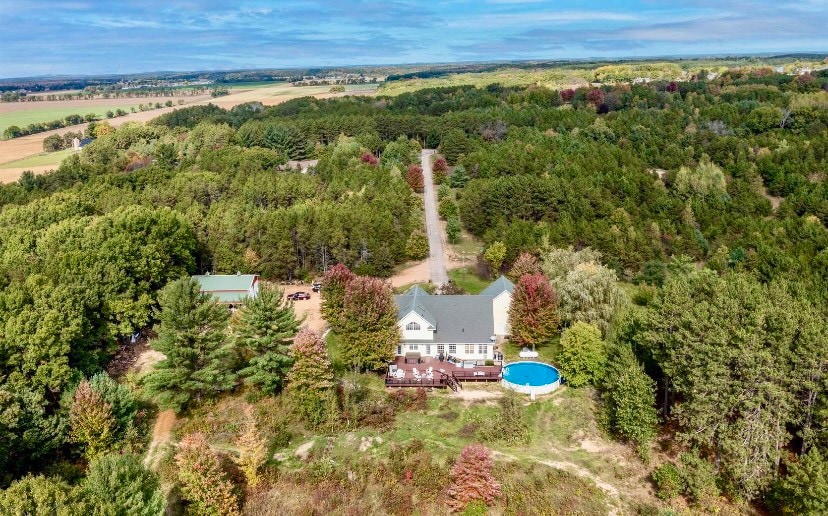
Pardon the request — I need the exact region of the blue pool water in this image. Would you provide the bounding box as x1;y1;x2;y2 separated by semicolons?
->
503;362;560;387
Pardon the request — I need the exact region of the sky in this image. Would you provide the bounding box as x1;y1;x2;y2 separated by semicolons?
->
0;0;826;78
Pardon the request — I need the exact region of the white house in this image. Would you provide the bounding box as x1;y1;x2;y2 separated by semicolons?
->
394;277;514;361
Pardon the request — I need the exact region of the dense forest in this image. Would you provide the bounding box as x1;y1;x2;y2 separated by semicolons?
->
0;66;826;513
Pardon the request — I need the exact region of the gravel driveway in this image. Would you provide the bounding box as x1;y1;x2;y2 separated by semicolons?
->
420;149;449;285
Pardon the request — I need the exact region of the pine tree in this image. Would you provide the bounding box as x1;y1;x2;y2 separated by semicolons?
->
143;278;235;411
446;444;501;512
601;344;657;449
234;404;268;488
235;286;300;394
70;380;117;461
340;277;399;371
769;447;828;515
175;433;241;516
507;273;559;350
440;129;471;165
320;263;355;331
83;453;165;516
286;329;337;426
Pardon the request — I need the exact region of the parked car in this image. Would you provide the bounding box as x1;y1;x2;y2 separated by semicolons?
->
312;282;322;292
287;292;311;301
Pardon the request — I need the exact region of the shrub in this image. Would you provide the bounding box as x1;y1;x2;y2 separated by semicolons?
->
438;199;458;220
406;230;429;260
557;322;607;387
446;217;462;244
83;453;165;515
175;433;241;516
70;380;117;460
679;451;719;506
479;391;531;445
651;463;683;500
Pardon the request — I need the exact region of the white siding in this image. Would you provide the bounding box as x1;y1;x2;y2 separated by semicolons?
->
492;291;512;336
398;312;434;341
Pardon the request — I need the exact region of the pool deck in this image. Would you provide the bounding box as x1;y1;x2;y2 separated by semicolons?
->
385;356;502;390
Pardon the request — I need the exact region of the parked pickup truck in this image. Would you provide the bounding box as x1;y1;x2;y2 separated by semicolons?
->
311;282;322;292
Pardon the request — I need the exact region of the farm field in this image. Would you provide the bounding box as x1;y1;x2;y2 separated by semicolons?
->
0;148;74;169
0;103;150;135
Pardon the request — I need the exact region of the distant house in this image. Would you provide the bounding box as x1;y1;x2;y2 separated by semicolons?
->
191;272;259;308
394;277;514;361
72;137;95;151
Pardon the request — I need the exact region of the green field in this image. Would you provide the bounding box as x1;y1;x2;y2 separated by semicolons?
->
0;104;146;135
0;148;74;168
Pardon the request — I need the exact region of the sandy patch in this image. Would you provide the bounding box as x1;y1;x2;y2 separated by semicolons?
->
280;284;326;332
450;388;504;402
144;409;177;468
294;440;315;460
390;260;430;288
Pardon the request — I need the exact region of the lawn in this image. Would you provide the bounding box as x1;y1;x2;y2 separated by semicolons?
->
0;104;146;135
447;267;490;294
501;335;561;365
0;148;74;168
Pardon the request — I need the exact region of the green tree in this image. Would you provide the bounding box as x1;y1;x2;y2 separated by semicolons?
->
674;157;726;199
507;273;558;350
320;263;355;331
769;447;828;515
43;134;65;152
286;328;337;427
440;129;471;165
483;241;507;275
340;276;399;371
83;453;164;516
557;322;606;387
235;286;300;394
143;278;235;410
406;230;429;260
446;216;462;244
601;344;657;449
0;475;88;515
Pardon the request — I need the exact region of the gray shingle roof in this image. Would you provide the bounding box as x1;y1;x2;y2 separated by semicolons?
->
395;294;495;344
480;275;515;297
397;286;437;328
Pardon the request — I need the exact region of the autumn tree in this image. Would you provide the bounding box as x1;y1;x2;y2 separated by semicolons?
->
175;433;241;516
557;322;607;387
143;278;235;411
70;380;117;461
507;252;541;282
235;285;300;394
321;263;355;331
234;404;268;488
286;328;337;426
340;276;399;371
446;444;501;512
405;164;425;192
507;273;559;350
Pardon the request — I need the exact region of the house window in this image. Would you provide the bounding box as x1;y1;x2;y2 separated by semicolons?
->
406;321;421;331
397;345;402;355
426;345;431;355
408;344;419;351
478;344;487;355
448;344;456;354
437;344;445;356
465;344;474;355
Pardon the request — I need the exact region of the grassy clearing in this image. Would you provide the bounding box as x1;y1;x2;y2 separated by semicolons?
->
0;148;74;168
447;267;490;294
501;336;561;365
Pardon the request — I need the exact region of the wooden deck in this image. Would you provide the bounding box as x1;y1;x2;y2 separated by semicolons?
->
385;356;503;390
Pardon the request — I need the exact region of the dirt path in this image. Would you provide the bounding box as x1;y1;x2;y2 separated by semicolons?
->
390;259;431;288
144;409;176;468
420;149;448;285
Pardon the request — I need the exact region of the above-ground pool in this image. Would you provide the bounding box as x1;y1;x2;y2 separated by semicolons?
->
502;361;561;395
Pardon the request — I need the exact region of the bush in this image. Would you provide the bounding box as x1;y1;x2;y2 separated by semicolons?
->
557;322;607;387
651;463;683;500
479;390;531;445
406;230;429;260
43;133;66;152
447;444;501;511
446;217;462;244
439;199;458;220
680;451;719;505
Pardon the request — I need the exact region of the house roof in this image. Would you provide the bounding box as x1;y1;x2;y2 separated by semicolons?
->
192;273;258;303
395;294;495;344
397;286;436;328
480;275;515;297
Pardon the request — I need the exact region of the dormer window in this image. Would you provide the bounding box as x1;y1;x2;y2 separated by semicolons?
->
406;322;421;331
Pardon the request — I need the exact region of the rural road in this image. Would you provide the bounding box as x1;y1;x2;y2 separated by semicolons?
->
421;149;449;285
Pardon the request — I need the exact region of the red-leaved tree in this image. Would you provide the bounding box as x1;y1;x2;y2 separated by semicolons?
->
433;157;448;172
446;444;501;512
361;152;378;166
321;263;355;331
507;273;559;350
560;88;575;102
586;88;605;106
406;164;425;192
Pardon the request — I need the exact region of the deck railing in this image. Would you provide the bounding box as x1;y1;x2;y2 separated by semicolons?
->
451;370;502;382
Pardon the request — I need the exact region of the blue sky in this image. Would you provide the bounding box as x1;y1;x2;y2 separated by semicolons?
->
0;0;826;78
